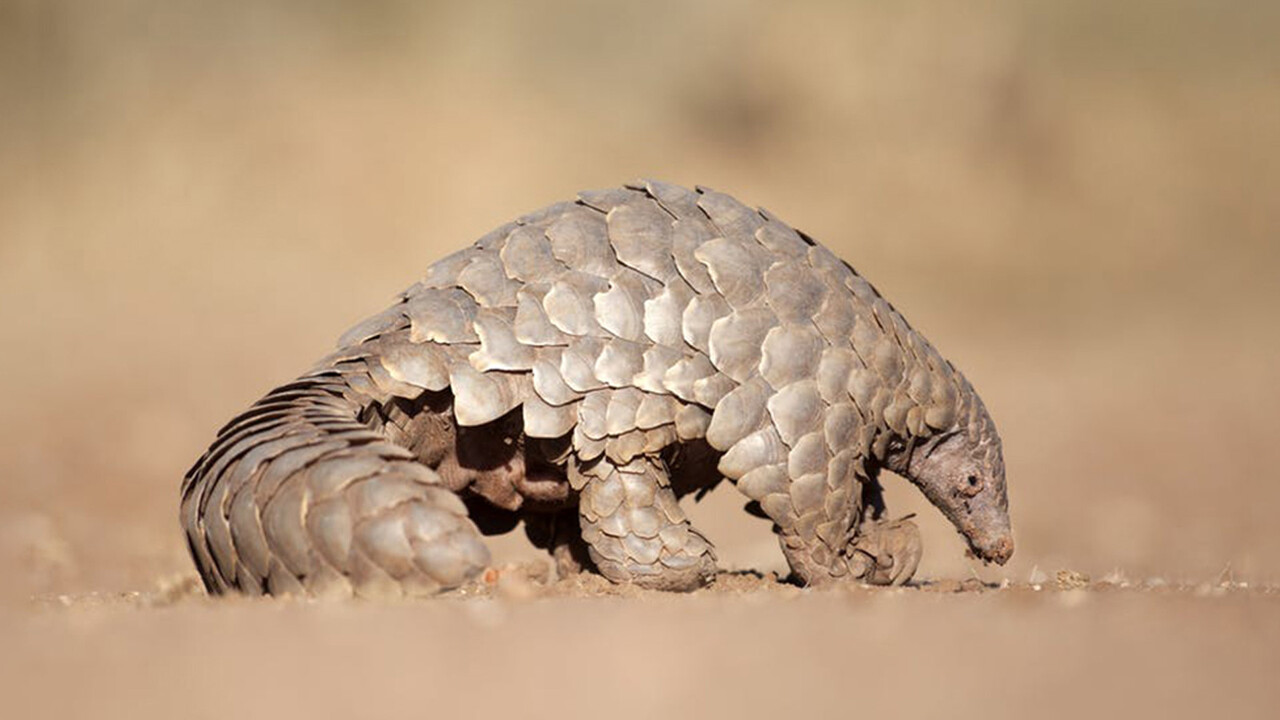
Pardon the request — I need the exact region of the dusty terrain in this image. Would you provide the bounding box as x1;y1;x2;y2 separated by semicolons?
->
2;2;1279;718
10;571;1280;719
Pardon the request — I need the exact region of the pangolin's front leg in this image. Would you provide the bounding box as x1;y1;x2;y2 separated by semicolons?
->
848;516;923;586
573;455;717;591
845;474;922;586
748;456;864;587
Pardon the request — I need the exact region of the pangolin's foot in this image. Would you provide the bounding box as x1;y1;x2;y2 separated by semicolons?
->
576;456;718;592
847;516;923;586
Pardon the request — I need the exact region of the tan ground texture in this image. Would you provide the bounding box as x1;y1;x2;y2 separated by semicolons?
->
2;2;1279;718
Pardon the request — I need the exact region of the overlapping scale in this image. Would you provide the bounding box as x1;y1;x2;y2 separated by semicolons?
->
184;180;992;600
606;198;678;282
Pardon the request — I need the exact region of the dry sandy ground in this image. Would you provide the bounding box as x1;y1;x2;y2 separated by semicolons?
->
3;2;1279;718
8;570;1280;720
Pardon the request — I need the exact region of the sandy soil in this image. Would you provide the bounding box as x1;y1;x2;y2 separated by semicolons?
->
10;569;1280;720
3;2;1279;718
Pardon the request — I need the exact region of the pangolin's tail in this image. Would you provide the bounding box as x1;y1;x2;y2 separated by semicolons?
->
179;368;489;599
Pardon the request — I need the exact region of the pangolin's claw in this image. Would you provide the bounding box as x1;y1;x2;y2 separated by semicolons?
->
848;516;923;586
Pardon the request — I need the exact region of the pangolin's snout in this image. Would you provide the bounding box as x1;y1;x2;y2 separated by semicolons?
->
974;533;1014;565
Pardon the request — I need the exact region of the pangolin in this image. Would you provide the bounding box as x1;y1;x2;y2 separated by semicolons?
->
180;180;1012;598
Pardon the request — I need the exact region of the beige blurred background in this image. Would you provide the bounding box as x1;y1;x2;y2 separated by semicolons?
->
3;1;1280;718
3;0;1280;597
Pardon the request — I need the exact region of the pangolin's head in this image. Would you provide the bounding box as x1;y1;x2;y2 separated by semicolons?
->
894;385;1013;565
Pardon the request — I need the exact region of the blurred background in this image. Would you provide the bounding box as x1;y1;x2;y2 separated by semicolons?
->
2;0;1279;601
